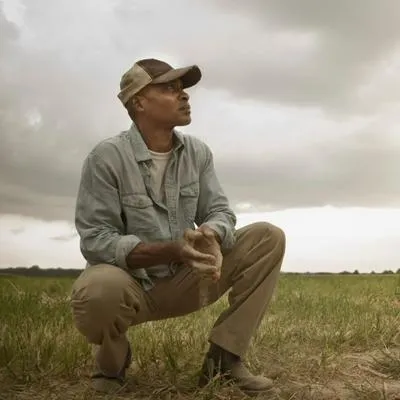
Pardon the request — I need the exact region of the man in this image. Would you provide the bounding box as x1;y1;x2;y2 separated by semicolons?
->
70;58;286;397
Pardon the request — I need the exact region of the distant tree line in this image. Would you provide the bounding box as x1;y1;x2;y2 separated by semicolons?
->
340;269;399;275
0;265;82;278
287;269;400;275
0;265;399;277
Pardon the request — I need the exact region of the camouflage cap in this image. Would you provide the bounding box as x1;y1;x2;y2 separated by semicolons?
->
118;58;202;106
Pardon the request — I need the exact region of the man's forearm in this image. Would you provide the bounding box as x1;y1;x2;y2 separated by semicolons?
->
126;241;181;270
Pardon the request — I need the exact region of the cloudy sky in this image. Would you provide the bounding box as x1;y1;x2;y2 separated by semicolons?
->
1;0;399;273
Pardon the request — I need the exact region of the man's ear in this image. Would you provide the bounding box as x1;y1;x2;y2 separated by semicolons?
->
133;95;145;112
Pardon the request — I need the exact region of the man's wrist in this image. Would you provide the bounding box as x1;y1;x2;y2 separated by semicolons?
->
211;229;222;245
199;224;222;245
126;240;182;269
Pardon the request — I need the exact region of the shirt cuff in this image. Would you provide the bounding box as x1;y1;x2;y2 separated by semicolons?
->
115;234;142;269
202;221;236;250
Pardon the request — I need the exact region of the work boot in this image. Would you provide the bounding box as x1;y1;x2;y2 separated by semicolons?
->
198;343;274;397
91;344;132;393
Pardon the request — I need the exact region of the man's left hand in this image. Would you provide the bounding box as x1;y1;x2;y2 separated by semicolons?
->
194;225;223;281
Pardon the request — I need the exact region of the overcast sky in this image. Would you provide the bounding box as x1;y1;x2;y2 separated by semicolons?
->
1;0;399;272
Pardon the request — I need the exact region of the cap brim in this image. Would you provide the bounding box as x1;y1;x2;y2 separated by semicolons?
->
151;65;202;89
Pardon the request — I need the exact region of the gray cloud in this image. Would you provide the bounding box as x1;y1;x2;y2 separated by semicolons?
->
0;1;128;219
0;0;399;223
50;232;78;241
203;0;400;110
10;227;24;234
217;129;400;210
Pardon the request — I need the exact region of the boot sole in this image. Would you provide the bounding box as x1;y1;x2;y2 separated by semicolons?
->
199;375;276;397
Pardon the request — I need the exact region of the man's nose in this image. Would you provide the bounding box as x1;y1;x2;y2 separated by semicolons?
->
180;90;189;101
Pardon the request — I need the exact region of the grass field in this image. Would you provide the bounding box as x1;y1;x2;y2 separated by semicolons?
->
0;274;399;400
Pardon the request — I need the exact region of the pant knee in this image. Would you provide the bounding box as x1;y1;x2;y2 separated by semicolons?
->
248;222;285;248
268;223;286;251
70;265;139;343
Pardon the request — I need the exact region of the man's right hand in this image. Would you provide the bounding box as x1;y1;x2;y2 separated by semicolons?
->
126;230;218;277
174;229;218;279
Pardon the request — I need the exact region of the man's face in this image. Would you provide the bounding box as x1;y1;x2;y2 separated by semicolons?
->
135;79;192;128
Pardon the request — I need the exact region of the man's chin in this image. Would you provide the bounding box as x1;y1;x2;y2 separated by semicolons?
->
175;117;192;127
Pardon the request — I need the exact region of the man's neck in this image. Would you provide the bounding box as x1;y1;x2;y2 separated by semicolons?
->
135;119;174;153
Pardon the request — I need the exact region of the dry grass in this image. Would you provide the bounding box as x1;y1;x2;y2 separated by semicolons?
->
0;273;400;399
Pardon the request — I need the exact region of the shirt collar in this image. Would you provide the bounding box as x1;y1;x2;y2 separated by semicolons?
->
128;121;184;162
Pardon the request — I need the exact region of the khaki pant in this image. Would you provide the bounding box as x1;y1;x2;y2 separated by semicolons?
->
70;222;286;377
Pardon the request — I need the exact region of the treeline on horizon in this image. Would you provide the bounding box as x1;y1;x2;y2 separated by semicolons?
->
0;265;399;278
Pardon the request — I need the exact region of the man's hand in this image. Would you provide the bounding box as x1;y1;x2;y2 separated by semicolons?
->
194;225;223;281
175;229;218;279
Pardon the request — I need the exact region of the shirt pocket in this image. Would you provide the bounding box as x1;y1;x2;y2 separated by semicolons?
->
179;182;199;224
121;194;159;233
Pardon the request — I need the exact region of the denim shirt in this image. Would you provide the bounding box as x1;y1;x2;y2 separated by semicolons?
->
75;122;237;290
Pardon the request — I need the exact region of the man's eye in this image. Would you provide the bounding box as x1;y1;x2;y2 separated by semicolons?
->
165;82;182;92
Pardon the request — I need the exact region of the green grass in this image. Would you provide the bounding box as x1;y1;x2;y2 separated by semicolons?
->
0;274;399;399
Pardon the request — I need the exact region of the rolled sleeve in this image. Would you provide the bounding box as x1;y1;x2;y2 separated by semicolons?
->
115;234;142;269
75;151;142;269
195;144;237;250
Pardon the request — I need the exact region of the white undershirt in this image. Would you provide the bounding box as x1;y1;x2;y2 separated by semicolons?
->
149;149;173;201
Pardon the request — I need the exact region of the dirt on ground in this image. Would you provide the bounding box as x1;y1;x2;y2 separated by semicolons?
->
1;349;400;400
